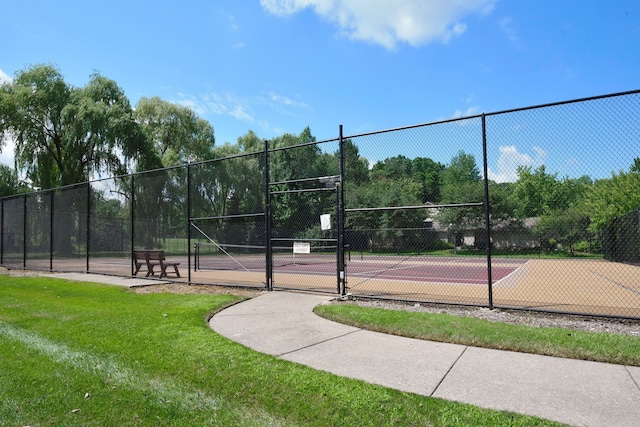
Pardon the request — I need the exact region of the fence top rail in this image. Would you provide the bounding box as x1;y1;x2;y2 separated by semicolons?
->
346;202;484;212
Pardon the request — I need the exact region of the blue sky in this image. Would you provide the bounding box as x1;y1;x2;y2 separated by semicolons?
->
1;0;639;181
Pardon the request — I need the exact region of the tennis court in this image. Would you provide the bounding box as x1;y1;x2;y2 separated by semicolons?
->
193;251;640;318
11;249;640;318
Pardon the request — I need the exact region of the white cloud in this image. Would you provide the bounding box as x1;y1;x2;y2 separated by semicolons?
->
175;92;255;122
488;145;546;183
267;91;310;108
0;136;16;167
0;68;11;84
0;69;16;167
452;105;480;119
500;16;523;48
260;0;496;49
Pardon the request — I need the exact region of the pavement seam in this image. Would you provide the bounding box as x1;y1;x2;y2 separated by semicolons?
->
275;328;363;358
429;345;469;397
626;366;640;393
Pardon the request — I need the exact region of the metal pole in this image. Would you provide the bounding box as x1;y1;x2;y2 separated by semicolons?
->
22;194;26;269
50;191;54;271
0;199;4;265
187;163;192;284
264;140;273;291
482;114;493;310
338;125;346;295
86;183;91;273
130;175;135;276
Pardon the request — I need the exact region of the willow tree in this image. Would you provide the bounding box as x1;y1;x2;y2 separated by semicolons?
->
134;96;215;167
0;64;160;189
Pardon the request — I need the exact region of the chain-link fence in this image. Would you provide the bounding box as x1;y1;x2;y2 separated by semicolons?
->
2;89;639;318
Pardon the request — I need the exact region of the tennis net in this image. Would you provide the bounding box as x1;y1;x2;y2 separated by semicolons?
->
193;241;341;271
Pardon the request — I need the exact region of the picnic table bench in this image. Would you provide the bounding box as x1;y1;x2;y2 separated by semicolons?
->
133;250;181;278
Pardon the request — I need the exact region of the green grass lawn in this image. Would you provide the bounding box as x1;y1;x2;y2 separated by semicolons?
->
315;303;640;366
0;276;565;426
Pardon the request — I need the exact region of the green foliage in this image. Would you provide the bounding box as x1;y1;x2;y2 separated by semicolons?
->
135;96;215;166
437;151;484;231
0;64;161;188
0;164;24;196
586;163;640;230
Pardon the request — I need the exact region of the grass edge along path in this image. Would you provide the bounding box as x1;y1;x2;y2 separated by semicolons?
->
0;275;566;426
314;303;640;366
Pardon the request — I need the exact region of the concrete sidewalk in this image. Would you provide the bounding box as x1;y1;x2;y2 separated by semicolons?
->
210;291;640;427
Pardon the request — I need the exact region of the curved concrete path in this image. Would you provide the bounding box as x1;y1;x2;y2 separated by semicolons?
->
210;291;640;427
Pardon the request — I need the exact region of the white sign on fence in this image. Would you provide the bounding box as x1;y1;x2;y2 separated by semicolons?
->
320;214;331;230
293;241;311;254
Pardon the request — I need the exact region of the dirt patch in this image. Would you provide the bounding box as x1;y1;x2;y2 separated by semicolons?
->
130;283;265;298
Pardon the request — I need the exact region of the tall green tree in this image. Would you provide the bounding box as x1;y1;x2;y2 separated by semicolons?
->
0;64;160;189
0;164;23;196
586;161;640;231
370;155;413;180
511;165;563;218
341;139;369;186
412;157;445;203
134;96;215;167
437;151;484;235
268;127;334;237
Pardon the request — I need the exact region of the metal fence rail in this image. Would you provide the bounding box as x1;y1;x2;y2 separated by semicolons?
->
2;89;640;319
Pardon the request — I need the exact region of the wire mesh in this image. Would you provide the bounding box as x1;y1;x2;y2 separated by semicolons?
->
24;191;51;271
268;138;340;292
343;120;492;305
51;184;88;272
1;90;640;318
189;152;266;287
87;177;133;276
484;93;640;317
1;196;24;269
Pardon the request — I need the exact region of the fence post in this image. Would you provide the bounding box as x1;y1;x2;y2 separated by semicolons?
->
49;191;54;271
130;175;135;276
86;183;91;273
0;199;3;265
264;140;273;291
482;114;494;310
22;194;27;269
187;163;192;284
338;125;346;295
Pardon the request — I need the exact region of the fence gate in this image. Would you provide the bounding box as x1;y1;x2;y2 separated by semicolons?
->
266;137;346;294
